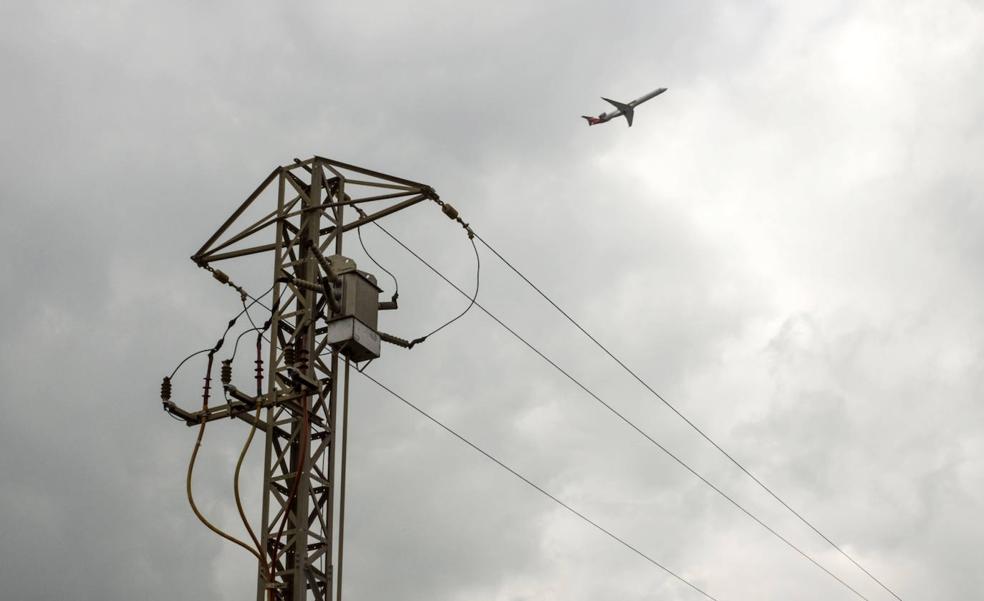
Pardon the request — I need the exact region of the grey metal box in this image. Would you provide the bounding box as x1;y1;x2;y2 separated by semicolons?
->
324;316;381;362
338;270;381;330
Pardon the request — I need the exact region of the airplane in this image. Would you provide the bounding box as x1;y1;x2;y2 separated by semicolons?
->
581;87;667;127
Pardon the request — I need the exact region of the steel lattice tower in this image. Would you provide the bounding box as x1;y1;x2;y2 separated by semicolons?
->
164;157;437;601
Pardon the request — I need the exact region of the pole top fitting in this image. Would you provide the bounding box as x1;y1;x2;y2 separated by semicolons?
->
423;186;441;202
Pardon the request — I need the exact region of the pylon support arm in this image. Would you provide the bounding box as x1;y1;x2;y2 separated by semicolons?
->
332;194;428;234
162;399;275;433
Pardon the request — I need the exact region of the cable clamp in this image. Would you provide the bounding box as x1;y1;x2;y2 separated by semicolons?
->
423;186;440;202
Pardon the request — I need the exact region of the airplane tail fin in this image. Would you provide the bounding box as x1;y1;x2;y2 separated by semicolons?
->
601;97;634;126
581;115;601;126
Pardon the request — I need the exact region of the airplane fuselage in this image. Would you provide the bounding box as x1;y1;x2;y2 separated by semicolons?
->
584;87;667;126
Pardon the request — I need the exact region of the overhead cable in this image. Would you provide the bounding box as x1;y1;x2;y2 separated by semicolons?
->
415;236;480;343
230;325;264;362
473;233;903;601
369;221;872;601
358;369;724;601
231;286;286;361
168;282;276;380
358;224;400;302
355;206;480;349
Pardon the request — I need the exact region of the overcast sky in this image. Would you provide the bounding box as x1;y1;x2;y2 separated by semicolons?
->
1;1;982;600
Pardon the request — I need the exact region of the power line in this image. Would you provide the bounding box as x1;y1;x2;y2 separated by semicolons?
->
354;202;481;349
416;236;480;342
370;221;873;601
231;324;264;362
167;282;275;380
231;286;286;361
473;233;903;601
358;222;400;301
358;369;725;601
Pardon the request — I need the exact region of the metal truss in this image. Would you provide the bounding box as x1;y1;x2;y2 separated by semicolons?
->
177;157;436;601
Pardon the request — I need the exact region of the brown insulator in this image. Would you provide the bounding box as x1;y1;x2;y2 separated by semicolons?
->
379;332;412;348
284;345;296;366
211;269;231;285
442;203;459;220
254;357;264;391
220;360;232;385
161;376;172;401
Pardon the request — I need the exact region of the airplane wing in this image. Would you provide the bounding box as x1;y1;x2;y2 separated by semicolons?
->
601;97;634;126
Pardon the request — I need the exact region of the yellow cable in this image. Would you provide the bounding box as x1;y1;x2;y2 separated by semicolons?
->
233;405;268;573
186;417;262;562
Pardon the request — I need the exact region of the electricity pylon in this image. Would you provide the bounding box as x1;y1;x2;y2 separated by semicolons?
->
163;157;438;601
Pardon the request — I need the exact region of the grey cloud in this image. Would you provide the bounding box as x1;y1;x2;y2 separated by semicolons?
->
2;1;982;600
